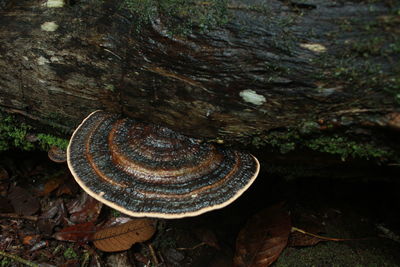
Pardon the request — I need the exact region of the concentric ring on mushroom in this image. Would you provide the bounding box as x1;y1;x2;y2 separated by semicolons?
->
67;110;260;219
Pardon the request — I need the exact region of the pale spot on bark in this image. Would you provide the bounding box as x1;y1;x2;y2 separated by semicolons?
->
300;43;327;53
41;21;59;32
239;89;266;106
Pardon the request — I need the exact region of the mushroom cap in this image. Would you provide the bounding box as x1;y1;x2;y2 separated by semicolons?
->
48;146;67;163
67;111;260;219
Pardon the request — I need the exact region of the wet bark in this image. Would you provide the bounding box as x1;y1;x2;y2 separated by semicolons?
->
0;0;399;149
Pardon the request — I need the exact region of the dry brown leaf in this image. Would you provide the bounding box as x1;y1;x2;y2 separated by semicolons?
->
288;210;326;247
53;221;97;242
233;203;291;267
22;234;40;246
8;186;40;216
56;177;80;196
67;192;103;223
93;219;156;252
37;177;65;196
288;229;324;247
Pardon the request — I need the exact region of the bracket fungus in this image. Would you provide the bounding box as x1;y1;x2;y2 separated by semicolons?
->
67;111;260;219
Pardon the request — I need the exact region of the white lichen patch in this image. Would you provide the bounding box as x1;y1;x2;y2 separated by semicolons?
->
50;56;61;62
300;43;327;53
41;21;59;32
37;56;50;65
239;89;266;106
45;0;64;8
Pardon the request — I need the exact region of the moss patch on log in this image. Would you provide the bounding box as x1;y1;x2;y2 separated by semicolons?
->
317;8;400;104
122;0;229;34
0;112;68;152
250;128;398;163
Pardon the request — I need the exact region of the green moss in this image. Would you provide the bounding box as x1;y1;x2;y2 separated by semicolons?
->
251;127;396;162
63;247;78;260
305;135;390;161
111;209;121;217
0;112;68;152
122;0;229;35
0;257;12;267
0;114;34;151
36;134;69;150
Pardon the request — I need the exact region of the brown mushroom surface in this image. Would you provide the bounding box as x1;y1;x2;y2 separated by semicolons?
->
67;111;260;218
48;146;67;163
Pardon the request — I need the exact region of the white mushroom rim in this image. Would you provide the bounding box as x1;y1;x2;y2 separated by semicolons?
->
67;110;260;219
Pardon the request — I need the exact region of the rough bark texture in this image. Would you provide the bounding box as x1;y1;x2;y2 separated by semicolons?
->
0;0;399;164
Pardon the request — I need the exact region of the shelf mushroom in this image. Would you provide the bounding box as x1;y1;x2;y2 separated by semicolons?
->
67;111;260;219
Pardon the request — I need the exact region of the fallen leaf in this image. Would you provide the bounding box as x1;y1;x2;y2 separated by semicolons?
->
53;221;97;243
22;234;40;245
66;192;103;223
93;219;156;252
56;176;80;196
7;186;40;215
233;203;291;267
288;230;324;247
56;184;73;196
38;199;68;235
37;176;65;196
288;210;326;247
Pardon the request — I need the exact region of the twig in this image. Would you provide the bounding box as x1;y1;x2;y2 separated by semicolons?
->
333;108;394;115
0;250;39;267
176;242;206;251
291;227;370;242
0;213;38;221
147;244;159;266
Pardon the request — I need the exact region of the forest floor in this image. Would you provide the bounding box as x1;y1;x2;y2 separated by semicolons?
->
0;151;399;267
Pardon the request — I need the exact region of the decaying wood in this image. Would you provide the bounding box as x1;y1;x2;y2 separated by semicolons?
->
0;0;399;147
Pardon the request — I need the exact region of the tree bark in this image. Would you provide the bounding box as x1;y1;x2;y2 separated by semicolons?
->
0;0;399;160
